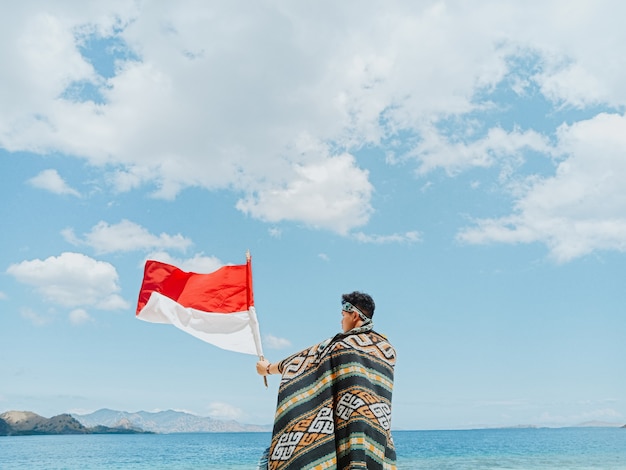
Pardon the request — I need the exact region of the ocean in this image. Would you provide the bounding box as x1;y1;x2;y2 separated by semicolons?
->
0;427;624;469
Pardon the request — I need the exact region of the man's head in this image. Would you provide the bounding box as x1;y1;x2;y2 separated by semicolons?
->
341;291;375;332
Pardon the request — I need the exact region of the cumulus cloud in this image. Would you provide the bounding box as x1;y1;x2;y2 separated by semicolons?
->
69;308;93;325
207;401;243;420
63;219;192;254
457;113;626;262
264;334;292;350
410;126;553;176
1;1;626;252
20;307;52;326
6;252;128;309
143;251;224;273
352;230;422;244
28;169;80;196
0;2;519;233
236;153;373;234
268;227;282;239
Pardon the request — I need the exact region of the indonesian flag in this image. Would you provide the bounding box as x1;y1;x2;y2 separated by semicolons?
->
135;256;264;356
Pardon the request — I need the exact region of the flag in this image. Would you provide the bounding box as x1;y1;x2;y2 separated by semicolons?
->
135;256;264;356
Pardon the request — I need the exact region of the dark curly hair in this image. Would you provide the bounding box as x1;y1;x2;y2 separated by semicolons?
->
342;291;375;319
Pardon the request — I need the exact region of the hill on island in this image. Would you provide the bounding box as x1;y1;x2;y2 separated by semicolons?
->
72;408;271;434
0;410;149;436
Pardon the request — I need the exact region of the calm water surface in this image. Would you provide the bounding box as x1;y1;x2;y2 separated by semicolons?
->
0;428;624;469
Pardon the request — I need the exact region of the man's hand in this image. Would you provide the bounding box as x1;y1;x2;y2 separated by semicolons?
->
256;359;271;376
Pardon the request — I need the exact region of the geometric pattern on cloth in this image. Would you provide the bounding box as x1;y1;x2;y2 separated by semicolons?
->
336;388;393;432
307;407;334;434
336;392;366;421
369;402;392;431
265;326;397;469
271;432;304;461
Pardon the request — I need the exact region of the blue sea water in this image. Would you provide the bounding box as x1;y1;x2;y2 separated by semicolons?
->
0;428;624;469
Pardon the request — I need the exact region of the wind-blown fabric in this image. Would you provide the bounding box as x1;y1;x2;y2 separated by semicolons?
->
136;259;263;356
265;324;396;470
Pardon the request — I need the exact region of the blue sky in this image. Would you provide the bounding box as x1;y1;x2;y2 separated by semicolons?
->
1;1;625;431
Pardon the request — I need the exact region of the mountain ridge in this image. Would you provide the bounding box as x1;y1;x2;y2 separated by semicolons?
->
0;410;149;436
72;408;271;433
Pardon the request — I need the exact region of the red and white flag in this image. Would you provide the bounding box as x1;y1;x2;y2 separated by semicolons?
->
135;256;264;356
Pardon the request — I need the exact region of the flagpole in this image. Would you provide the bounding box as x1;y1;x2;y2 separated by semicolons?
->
247;250;268;388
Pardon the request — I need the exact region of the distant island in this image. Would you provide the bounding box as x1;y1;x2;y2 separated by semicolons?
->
73;408;272;433
0;410;151;436
0;409;272;436
2;409;622;436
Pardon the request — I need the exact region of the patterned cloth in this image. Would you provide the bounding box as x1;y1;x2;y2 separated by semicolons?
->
264;324;397;469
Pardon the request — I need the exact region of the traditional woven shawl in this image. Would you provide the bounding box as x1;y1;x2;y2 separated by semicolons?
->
264;324;397;470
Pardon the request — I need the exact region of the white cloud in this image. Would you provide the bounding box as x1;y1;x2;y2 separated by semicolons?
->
268;227;282;239
352;230;422;244
410;126;553;176
143;251;224;273
63;220;192;254
457;113;626;262
69;308;93;325
537;62;609;109
207;401;243;420
7;252;128;309
20;307;52;326
0;1;510;233
264;334;292;350
1;1;626;249
236;152;373;234
0;291;7;300
28;169;80;196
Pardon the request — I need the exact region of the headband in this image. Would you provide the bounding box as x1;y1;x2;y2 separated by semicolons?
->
342;301;371;323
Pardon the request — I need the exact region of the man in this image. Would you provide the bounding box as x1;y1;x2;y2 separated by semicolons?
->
256;291;397;469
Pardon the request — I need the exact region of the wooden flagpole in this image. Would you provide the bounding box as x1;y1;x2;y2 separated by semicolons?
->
247;250;268;388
